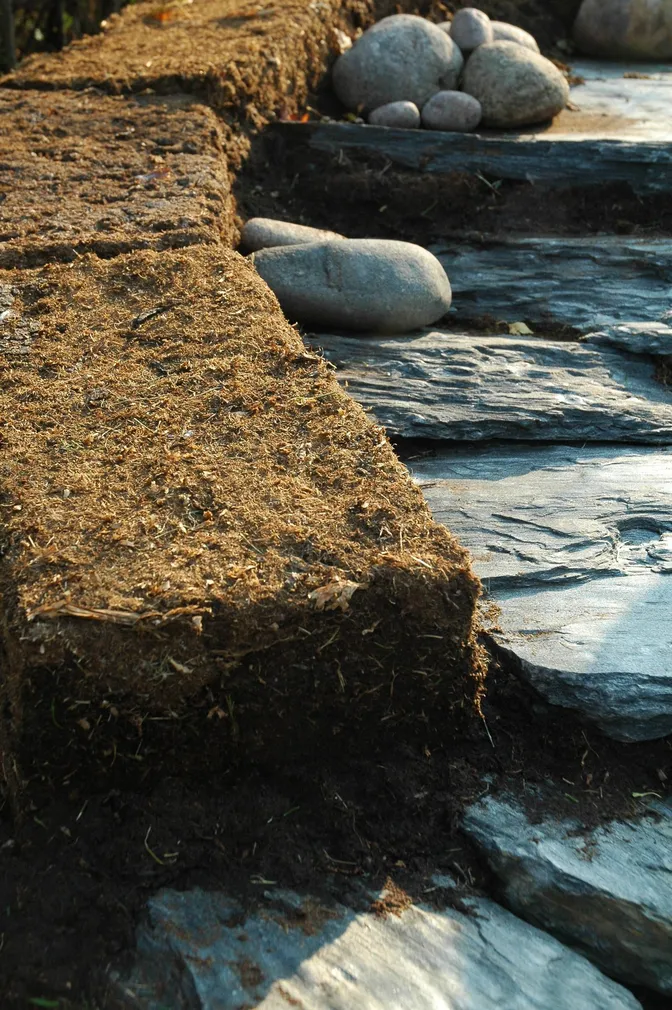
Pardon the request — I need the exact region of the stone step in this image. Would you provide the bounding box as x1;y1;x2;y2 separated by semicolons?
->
316;331;672;444
434;236;672;330
274;60;672;194
463;790;672;997
412;444;672;741
110;883;642;1009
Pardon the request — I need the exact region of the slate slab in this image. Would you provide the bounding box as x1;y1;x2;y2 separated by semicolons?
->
111;885;641;1009
274;61;672;193
316;331;672;443
584;321;672;356
463;791;672;996
433;237;672;330
412;445;672;741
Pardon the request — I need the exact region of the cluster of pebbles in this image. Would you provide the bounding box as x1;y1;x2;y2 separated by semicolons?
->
333;9;570;132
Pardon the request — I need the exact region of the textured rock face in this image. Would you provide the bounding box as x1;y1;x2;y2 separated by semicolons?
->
463;792;672;996
584;321;672;355
369;100;421;129
574;0;672;59
241;218;344;253
253;240;452;333
412;444;672;742
112;886;642;1009
316;331;672;442
333;15;464;113
422;91;483;132
448;8;494;52
462;41;569;127
491;21;540;51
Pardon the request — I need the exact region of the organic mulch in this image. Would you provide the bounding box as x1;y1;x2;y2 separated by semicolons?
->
0;243;481;799
1;0;395;137
0;89;234;270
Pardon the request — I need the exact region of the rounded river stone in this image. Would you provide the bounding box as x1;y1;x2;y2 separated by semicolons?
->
241;218;344;253
368;101;421;129
422;91;482;132
449;8;494;52
252;239;453;333
333;14;464;113
461;41;569;128
491;21;540;52
573;0;672;60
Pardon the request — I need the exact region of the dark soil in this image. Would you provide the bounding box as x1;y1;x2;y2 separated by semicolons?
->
2;654;671;1008
235;129;672;245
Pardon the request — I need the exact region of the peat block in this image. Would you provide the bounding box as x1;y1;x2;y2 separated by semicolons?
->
2;0;398;130
0;89;234;270
0;245;480;797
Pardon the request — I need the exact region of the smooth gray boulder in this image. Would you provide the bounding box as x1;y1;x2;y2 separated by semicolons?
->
333;15;463;113
253;239;452;333
241;218;344;253
584;320;672;355
574;0;672;60
447;8;494;52
412;444;672;742
491;21;540;52
422;91;483;132
369;100;421;129
462;41;569;127
463;791;672;996
316;330;672;442
111;885;642;1009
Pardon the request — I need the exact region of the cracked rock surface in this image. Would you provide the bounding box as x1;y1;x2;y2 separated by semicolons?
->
463;791;672;996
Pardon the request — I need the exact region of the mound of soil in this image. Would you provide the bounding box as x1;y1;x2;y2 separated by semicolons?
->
0;89;234;269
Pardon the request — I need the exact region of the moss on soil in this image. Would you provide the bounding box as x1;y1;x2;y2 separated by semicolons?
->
0;89;234;269
0;244;482;796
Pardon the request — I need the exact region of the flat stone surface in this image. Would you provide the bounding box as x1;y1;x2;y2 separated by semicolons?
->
584;321;672;355
0;89;233;268
411;445;672;741
463;791;672;995
434;236;672;329
316;331;672;443
112;885;641;1009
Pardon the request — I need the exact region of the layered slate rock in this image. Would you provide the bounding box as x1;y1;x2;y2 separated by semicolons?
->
463;791;672;996
0;245;480;797
412;445;672;741
434;236;672;329
112;886;641;1009
584;321;672;356
275;60;672;193
0;89;233;269
316;331;672;443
